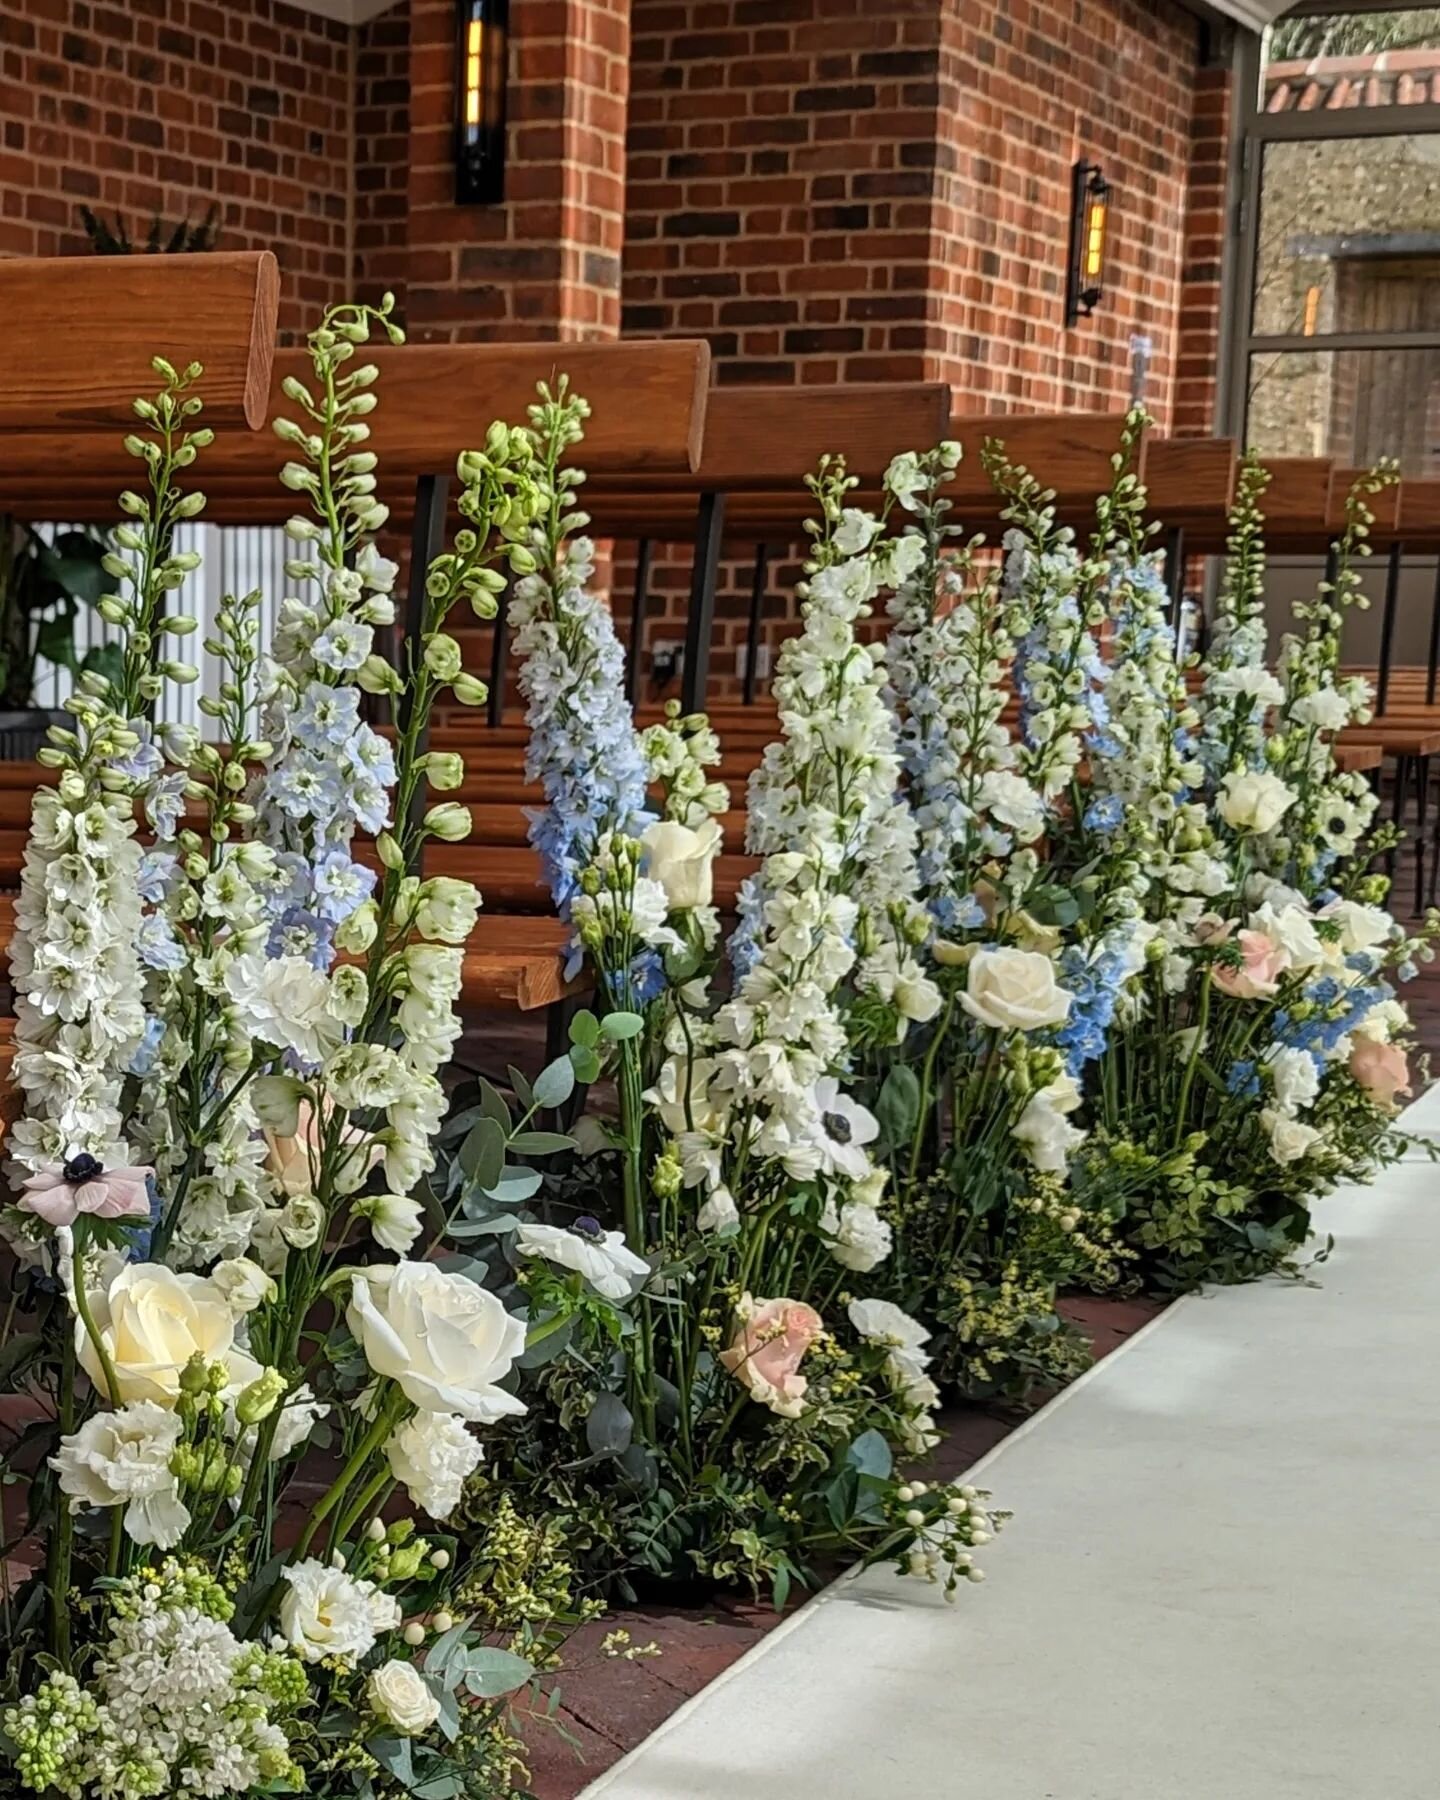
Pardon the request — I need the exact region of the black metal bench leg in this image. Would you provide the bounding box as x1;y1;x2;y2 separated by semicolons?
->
1415;756;1431;919
1388;755;1411;888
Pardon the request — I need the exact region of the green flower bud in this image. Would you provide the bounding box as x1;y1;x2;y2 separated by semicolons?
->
424;803;471;843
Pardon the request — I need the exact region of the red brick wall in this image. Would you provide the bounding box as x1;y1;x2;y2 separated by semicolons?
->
928;0;1197;423
403;0;631;342
0;0;352;337
623;0;943;385
622;0;1201;421
1175;59;1235;437
355;1;413;315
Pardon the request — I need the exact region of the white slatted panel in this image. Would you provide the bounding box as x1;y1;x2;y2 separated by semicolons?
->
31;523;304;725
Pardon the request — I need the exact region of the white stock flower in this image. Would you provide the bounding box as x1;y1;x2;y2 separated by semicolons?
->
1217;769;1296;835
347;1262;527;1421
385;1410;484;1519
50;1402;188;1547
960;947;1072;1032
640;816;721;910
514;1222;649;1300
976;769;1046;843
281;1559;402;1664
368;1660;442;1735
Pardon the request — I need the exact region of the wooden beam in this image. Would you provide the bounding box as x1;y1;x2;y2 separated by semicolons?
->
691;382;950;486
1397;479;1440;540
0;337;712;507
947;411;1145;505
1260;457;1339;531
0;252;279;432
1144;438;1238;517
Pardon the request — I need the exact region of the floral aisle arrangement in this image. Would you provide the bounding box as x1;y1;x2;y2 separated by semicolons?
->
443;435;1002;1608
1038;453;1435;1288
0;308;601;1800
856;440;1134;1401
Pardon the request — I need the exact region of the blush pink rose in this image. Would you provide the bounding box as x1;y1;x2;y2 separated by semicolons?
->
1211;929;1290;1000
264;1098;378;1197
719;1294;824;1419
18;1158;153;1229
1349;1036;1411;1110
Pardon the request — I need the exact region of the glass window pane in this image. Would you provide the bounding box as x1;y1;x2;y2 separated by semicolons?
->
1253;135;1440;337
1247;346;1440;474
1266;8;1440;72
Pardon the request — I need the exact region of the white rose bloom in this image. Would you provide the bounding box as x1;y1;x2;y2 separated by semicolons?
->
1217;769;1296;835
279;1194;324;1249
209;1257;276;1316
1261;1107;1322;1165
385;1411;484;1519
347;1263;527;1422
1265;1045;1321;1116
368;1660;442;1736
1012;1079;1086;1174
50;1402;189;1548
960;947;1072;1033
976;769;1046;843
78;1263;263;1406
640;817;722;910
514;1222;650;1301
281;1558;402;1664
1289;685;1352;731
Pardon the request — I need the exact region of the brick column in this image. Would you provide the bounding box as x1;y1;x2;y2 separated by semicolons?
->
1174;56;1237;437
404;0;630;341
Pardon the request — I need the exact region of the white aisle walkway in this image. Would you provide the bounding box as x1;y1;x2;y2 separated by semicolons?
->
585;1087;1440;1799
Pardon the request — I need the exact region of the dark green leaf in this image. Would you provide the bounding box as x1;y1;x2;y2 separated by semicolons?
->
507;1065;535;1111
508;1130;576;1157
475;1079;512;1130
459;1117;506;1192
584;1392;633;1459
875;1064;922;1151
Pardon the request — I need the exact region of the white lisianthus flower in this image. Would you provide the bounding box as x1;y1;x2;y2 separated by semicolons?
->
1261;1106;1323;1165
1217;769;1296;835
696;1184;739;1232
1319;898;1394;956
224;952;343;1066
1012;1074;1086;1174
281;1559;402;1664
385;1411;484;1519
357;1191;426;1254
414;876;481;945
50;1402;189;1547
347;1263;527;1422
78;1264;263;1405
368;1660;442;1735
514;1221;650;1300
820;1198;893;1272
1265;1045;1321;1116
209;1257;276;1316
640;817;722;910
1250;902;1325;972
960;947;1072;1032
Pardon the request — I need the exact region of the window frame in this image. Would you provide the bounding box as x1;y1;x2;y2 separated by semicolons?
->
1221;18;1440;453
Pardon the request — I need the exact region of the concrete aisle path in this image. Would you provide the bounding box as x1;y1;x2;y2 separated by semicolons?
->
584;1087;1440;1799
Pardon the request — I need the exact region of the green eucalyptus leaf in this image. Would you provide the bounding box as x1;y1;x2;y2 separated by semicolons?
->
484;1166;543;1204
507;1064;535;1110
599;1011;644;1042
874;1064;922;1152
569;1045;602;1086
508;1130;576;1157
532;1056;576;1109
568;1009;600;1049
475;1078;512;1130
459;1117;506;1192
462;1647;534;1698
845;1428;893;1481
584;1391;633;1459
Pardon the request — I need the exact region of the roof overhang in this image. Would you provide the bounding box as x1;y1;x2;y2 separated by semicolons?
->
282;0;398;23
